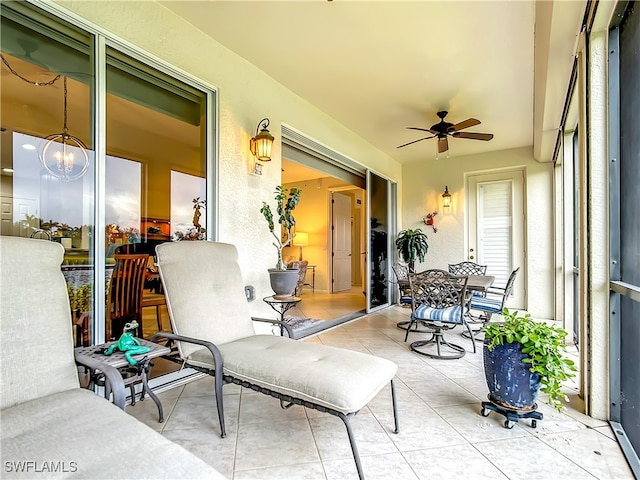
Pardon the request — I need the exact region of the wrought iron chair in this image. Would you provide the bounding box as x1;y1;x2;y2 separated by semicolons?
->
392;262;412;307
469;267;520;321
151;241;399;480
448;261;488;276
405;269;476;359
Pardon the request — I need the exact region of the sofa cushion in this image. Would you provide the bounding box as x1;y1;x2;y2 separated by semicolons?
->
0;238;78;409
1;388;225;479
187;334;398;414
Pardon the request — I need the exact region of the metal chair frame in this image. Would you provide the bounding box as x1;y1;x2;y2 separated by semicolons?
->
469;267;520;322
448;261;488;276
405;269;476;359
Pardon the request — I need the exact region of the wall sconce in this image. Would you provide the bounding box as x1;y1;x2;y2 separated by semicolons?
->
293;231;308;261
442;185;452;209
250;117;274;175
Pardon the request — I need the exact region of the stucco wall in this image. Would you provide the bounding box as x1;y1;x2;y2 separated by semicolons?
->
53;0;402;318
401;146;555;319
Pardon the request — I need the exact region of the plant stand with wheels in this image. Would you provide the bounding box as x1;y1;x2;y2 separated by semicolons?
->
480;395;543;429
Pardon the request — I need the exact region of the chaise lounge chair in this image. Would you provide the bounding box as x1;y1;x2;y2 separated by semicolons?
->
0;237;225;479
151;241;399;480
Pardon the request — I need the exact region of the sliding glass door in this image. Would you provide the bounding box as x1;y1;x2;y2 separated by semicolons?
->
1;3;214;372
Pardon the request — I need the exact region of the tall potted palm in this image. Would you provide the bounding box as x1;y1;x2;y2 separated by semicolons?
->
260;185;302;298
395;228;429;272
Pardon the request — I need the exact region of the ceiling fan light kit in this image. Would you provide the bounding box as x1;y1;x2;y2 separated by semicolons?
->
397;110;494;156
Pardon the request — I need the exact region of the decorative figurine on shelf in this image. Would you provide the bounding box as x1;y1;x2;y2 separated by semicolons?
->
192;197;206;229
104;320;150;366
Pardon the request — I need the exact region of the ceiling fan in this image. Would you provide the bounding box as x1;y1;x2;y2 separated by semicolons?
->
397;110;494;154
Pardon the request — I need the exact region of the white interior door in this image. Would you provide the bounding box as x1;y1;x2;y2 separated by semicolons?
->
332;192;352;292
468;169;526;308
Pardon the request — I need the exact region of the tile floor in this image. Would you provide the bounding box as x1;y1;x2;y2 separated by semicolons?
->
129;306;634;480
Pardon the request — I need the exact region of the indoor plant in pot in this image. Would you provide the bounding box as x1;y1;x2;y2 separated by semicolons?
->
395;228;429;272
482;308;577;424
260;185;302;298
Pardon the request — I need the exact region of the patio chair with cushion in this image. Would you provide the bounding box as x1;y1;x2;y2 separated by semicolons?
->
151;241;399;480
469;267;520;321
404;269;476;359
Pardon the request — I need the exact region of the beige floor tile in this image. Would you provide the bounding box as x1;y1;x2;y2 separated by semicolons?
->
323;452;419;480
536;428;635;479
235;419;320;470
474;436;598;479
309;412;399;460
130;308;633;480
234;462;327;480
403;444;509;480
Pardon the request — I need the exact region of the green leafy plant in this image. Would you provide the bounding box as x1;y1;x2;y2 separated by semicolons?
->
395;228;429;272
484;308;577;412
260;185;302;270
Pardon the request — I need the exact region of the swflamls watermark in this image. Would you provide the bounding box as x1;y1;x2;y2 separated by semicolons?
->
4;461;78;474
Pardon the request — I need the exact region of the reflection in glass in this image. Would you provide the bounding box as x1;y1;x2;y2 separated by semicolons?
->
369;173;389;308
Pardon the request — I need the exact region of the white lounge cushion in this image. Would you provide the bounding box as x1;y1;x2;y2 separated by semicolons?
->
1;389;225;480
187;335;398;414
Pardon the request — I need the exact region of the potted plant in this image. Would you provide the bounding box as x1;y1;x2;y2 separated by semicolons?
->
395;228;429;272
260;185;302;298
482;308;577;415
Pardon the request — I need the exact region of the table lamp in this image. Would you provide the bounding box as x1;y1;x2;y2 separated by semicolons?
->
293;232;309;261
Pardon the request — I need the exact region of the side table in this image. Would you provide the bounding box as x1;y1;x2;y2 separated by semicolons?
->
263;295;301;336
75;338;170;422
304;265;317;293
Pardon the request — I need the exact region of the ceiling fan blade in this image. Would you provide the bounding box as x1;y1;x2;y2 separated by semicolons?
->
452;131;494;141
396;136;435;149
448;118;481;132
438;136;449;153
407;127;440;135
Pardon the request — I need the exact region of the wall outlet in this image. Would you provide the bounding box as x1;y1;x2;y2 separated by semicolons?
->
244;285;255;302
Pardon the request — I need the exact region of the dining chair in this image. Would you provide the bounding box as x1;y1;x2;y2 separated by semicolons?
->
392;262;412;306
405;269;475;359
448;261;488;276
107;254;148;340
469;267;520;322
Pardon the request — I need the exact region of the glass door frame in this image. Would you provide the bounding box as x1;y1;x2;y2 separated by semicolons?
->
31;0;219;347
365;169;397;313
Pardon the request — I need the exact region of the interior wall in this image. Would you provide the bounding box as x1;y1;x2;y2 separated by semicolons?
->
401;146;554;319
52;0;402;318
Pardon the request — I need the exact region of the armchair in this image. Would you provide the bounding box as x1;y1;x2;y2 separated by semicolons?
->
405;269;476;359
469;267;520;321
151;241;399;480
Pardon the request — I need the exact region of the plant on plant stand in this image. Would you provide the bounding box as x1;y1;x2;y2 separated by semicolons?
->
260;185;302;298
395;228;429;273
481;308;577;428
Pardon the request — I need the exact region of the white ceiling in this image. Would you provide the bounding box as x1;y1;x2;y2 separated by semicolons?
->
160;0;583;166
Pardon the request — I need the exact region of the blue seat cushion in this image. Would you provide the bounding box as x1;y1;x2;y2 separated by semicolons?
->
414;305;463;324
400;296;412;304
470;296;502;313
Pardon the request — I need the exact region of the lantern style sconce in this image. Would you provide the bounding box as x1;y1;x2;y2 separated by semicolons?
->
250;117;274;175
442;185;452;209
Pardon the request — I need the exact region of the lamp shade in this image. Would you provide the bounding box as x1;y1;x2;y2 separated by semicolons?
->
250;118;274;162
442;185;452;207
293;232;309;246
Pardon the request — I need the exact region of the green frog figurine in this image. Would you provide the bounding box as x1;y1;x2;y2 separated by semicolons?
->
104;320;150;366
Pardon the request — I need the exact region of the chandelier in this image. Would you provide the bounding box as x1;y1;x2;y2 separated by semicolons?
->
39;76;89;181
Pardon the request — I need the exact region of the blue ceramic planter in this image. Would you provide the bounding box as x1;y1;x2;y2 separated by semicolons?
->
483;340;541;410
